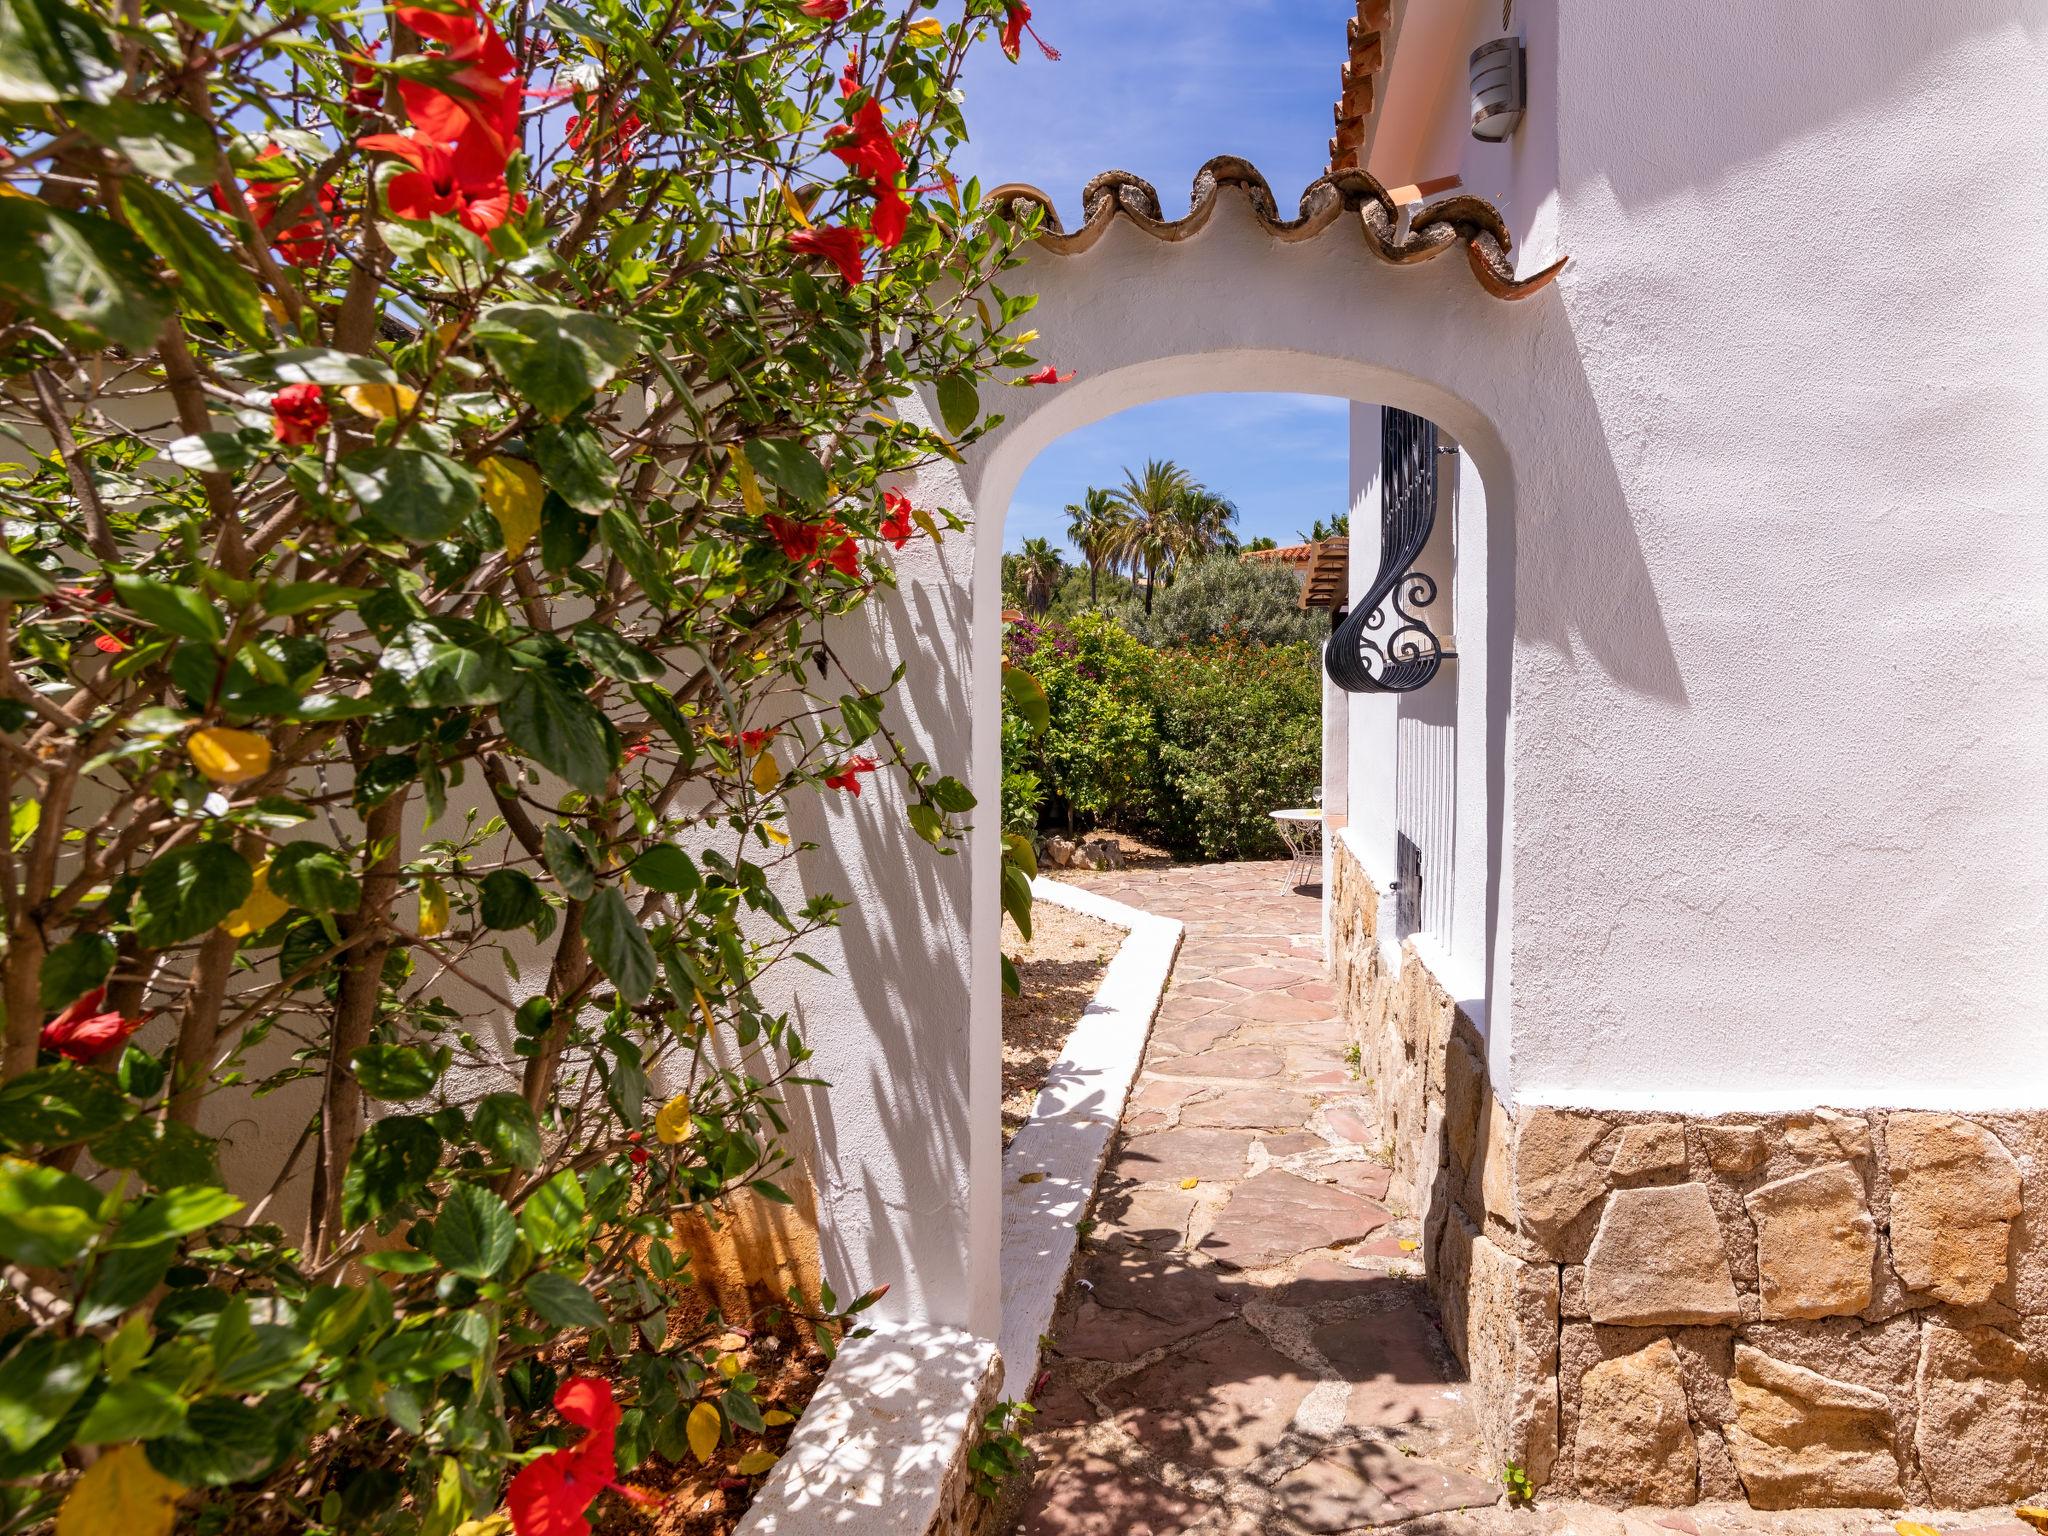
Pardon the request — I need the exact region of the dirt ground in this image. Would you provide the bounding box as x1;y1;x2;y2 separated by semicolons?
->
1002;895;1126;1144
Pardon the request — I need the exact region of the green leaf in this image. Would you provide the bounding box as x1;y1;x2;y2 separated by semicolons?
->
538;491;594;573
929;775;976;813
339;1115;441;1226
0;1333;98;1452
380;623;516;707
1003;665;1049;733
350;1043;446;1101
541;824;597;901
268;842;360;915
340;448;480;544
0;0;120;106
0;1065;129;1150
77;1375;185;1442
105;1185;242;1250
839;692;882;745
70;99;213;184
133;843;251;946
146;1396;278;1487
570;624;661;683
473;303;638;421
238;346;398;387
163;431;255;474
473;1092;541;1170
38;932;114;1011
0;550;53;600
936;373;979;437
117;181;267;347
532;423;617;511
0;201;168;350
523;1271;607;1329
76;1238;176;1328
263;581;372;617
205;1298;314;1395
583;885;655;1004
478;868;546;930
0;1156;101;1266
742;438;828;509
628;845;699;897
111;572;225;643
431;1182;515;1279
500;670;616;795
519;1169;584;1253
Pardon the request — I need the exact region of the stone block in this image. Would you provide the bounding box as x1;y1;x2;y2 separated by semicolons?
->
1697;1122;1768;1176
1464;1227;1561;1486
1515;1108;1615;1255
1725;1344;1903;1509
1585;1184;1741;1326
1914;1323;2046;1507
1884;1111;2022;1307
1610;1122;1688;1183
1573;1337;1698;1506
1783;1109;1873;1166
1442;1034;1486;1175
1745;1162;1877;1320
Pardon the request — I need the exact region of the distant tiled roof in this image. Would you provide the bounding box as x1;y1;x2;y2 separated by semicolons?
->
990;157;1564;302
1298;538;1350;610
1242;542;1317;566
1329;0;1391;174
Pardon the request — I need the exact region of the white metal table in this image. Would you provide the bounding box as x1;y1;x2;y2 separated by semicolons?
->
1269;808;1324;889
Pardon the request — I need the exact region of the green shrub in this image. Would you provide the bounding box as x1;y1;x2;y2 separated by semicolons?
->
1005;614;1161;832
1152;640;1323;859
1120;555;1325;649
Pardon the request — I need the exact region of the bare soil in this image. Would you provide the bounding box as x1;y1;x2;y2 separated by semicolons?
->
1002;897;1126;1145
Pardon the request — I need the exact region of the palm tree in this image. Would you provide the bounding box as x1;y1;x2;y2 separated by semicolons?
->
1014;536;1063;616
1105;458;1198;614
1064;488;1127;605
1298;512;1351;541
1173;486;1240;565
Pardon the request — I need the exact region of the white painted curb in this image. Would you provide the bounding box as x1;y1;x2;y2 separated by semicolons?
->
996;876;1183;1401
732;1322;998;1535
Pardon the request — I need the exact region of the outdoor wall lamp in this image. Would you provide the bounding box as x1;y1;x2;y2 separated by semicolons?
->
1469;36;1526;141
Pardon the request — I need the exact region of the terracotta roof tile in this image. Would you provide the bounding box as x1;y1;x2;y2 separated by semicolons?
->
990;157;1565;302
1329;0;1391;174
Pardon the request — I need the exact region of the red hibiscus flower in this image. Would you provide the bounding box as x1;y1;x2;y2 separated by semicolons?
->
40;987;144;1063
348;40;382;115
626;1131;648;1167
789;224;865;286
764;513;822;564
828;90;909;250
716;726;777;755
566;109;643;164
1022;364;1075;385
271;382;328;446
879;490;915;549
394;0;522;156
623;739;651;761
818;517;859;577
93;632;129;654
214;150;339;268
800;0;847;17
999;4;1060;61
360;129;522;234
823;755;879;796
508;1377;659;1536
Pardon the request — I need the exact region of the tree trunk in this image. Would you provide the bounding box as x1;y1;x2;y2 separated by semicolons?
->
1088;562;1098;604
308;792;407;1260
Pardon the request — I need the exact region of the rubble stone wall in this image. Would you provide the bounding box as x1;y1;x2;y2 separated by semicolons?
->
1330;835;2048;1509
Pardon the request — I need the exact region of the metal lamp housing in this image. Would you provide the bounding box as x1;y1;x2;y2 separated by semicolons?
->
1469;37;1526;142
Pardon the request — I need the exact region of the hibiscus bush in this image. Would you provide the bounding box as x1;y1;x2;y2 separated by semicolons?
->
0;0;1056;1530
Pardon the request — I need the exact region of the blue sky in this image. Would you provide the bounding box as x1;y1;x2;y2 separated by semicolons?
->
952;2;1359;555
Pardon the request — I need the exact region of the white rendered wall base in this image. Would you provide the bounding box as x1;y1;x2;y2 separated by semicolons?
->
998;878;1182;1401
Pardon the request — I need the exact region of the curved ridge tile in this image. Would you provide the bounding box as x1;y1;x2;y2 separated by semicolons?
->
987;157;1567;301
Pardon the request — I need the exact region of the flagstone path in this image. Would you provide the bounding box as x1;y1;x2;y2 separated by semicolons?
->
1011;860;1499;1536
1008;861;2037;1536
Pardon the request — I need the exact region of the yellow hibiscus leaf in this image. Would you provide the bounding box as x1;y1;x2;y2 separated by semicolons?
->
686;1401;721;1464
480;455;543;560
716;1353;741;1379
737;1449;779;1476
418;879;450;938
1398;1239;1420;1252
57;1446;184;1536
777;178;812;229
1894;1524;1941;1536
904;17;943;43
187;726;271;785
732;449;765;517
693;990;717;1037
221;860;291;938
762;1409;795;1427
654;1092;694;1145
1178;1177;1198;1190
761;824;791;847
341;383;419;420
750;751;781;793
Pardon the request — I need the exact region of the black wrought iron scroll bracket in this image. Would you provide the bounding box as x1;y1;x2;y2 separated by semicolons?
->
1324;412;1453;694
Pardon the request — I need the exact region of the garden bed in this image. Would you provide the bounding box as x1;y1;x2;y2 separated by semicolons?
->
1001;899;1125;1145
